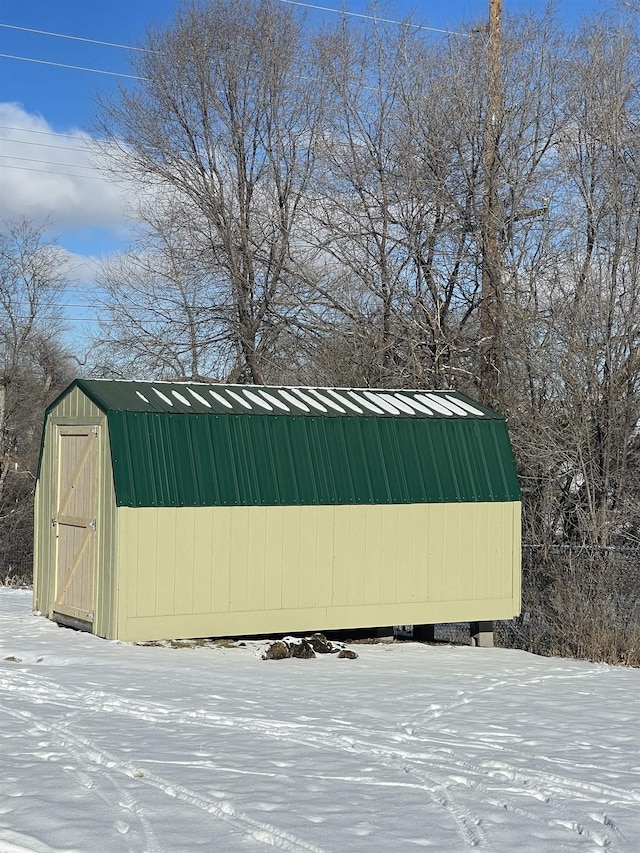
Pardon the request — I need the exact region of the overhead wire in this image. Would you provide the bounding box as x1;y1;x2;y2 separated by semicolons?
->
0;22;149;51
0;136;98;153
0;125;98;142
0;162;115;180
277;0;471;37
0;153;113;171
0;52;147;80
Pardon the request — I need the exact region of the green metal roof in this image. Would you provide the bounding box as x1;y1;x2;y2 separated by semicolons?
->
45;380;521;508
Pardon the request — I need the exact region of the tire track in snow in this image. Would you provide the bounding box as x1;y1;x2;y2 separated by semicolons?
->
76;690;630;851
52;723;328;853
0;685;328;853
1;665;632;850
0;671;486;851
315;733;625;849
80;692;490;849
0;703;162;853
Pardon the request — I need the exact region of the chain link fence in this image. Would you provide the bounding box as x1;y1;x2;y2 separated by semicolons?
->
497;543;640;664
0;515;34;587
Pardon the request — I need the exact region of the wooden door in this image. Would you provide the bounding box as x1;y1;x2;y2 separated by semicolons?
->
52;425;99;625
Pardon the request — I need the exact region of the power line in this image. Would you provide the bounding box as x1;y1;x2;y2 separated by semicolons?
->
0;153;111;171
0;9;470;48
0;125;97;142
0;53;147;80
0;154;106;172
277;0;471;37
0;162;113;181
0;22;149;52
0;136;97;154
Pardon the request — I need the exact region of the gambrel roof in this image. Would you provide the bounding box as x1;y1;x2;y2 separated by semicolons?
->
45;380;521;508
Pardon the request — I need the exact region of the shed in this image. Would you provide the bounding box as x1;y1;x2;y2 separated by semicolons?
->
33;379;521;642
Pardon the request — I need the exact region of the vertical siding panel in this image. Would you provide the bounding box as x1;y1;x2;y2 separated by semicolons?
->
396;507;413;604
348;507;366;606
155;508;177;616
470;504;489;600
229;508;249;612
134;509;153;617
428;503;446;602
247;507;267;612
490;503;508;600
126;510;140;618
96;429;112;636
263;506;284;612
411;505;429;603
502;503;513;600
436;504;455;602
364;505;383;605
298;507;318;610
174;508;195;615
512;502;522;609
281;508;300;610
192;508;213;615
423;503;436;602
332;507;350;607
444;506;463;602
120;509;137;619
134;508;155;617
115;507;127;638
380;504;399;605
211;507;231;614
315;507;333;608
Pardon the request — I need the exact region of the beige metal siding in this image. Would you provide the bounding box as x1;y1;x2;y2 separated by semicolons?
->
33;387;118;638
116;501;521;642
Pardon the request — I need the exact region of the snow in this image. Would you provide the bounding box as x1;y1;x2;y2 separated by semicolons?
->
1;589;640;852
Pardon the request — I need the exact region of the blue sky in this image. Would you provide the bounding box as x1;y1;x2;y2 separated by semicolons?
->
0;0;616;349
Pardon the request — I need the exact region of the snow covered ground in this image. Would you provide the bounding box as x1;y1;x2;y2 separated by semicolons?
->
1;589;640;853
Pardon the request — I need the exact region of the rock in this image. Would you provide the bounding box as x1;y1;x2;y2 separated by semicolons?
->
308;633;335;654
262;640;291;660
289;639;316;659
337;649;358;660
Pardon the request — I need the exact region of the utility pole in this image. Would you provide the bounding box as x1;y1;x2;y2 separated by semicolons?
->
479;0;503;410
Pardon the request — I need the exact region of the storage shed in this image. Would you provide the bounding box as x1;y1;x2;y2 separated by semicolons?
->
34;379;521;642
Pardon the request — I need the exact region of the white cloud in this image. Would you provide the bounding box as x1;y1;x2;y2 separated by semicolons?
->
62;248;102;287
0;102;134;234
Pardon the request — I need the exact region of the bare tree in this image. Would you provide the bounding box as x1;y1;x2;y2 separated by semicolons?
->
0;219;72;580
304;17;485;388
92;198;234;380
96;0;325;384
306;10;564;394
